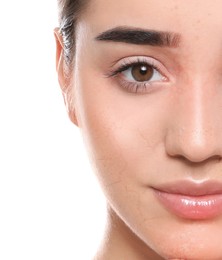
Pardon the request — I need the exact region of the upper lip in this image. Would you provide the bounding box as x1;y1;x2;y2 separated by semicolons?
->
153;180;222;196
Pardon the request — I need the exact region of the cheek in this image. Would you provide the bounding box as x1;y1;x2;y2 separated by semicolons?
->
75;67;170;187
74;65;173;233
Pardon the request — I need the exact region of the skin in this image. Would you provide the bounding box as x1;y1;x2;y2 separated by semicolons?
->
55;0;222;259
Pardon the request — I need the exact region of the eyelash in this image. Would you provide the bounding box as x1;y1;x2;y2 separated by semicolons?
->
106;57;168;93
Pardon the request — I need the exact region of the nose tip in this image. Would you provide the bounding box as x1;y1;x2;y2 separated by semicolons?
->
165;128;222;163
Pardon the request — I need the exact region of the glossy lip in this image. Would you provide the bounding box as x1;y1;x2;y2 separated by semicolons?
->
153;180;222;220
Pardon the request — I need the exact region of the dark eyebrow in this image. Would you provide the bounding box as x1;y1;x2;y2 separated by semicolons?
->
95;26;181;48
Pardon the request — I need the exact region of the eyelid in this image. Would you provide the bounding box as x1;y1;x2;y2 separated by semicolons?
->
108;56;170;79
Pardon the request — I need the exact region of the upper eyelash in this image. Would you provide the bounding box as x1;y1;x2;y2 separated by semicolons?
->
106;57;163;78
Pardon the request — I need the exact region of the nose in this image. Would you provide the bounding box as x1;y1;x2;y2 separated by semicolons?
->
165;79;222;163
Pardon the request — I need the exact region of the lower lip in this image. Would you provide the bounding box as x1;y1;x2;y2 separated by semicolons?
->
154;189;222;220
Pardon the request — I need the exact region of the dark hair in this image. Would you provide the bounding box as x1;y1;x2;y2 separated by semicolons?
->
58;0;87;66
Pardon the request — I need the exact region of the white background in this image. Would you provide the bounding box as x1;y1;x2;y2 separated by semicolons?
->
0;1;106;259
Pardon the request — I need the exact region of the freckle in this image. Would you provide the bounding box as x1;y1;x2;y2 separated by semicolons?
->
174;5;178;10
194;35;200;41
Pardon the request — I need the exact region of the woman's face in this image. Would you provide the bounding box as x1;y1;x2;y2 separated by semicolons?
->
62;0;222;259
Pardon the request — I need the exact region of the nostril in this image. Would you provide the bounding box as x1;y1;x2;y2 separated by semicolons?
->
167;153;222;165
165;130;222;164
181;144;215;163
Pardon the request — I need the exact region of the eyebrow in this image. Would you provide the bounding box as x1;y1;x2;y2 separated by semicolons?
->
95;26;181;48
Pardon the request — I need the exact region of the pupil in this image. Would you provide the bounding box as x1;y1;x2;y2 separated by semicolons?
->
132;64;153;82
140;66;147;75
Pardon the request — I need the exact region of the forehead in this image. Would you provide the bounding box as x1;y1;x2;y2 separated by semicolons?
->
81;0;222;37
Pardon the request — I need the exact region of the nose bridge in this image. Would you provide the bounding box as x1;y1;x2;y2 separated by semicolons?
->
182;78;211;146
166;76;222;162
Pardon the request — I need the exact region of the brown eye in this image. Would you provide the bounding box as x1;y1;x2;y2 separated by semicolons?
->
119;60;164;87
131;64;154;82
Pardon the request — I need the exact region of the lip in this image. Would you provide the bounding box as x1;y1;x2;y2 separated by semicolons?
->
153;180;222;220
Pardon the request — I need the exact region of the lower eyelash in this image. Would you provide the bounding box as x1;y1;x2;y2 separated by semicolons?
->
118;77;153;94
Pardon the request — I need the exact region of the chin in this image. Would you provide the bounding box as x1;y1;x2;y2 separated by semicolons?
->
161;246;222;260
148;220;222;260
